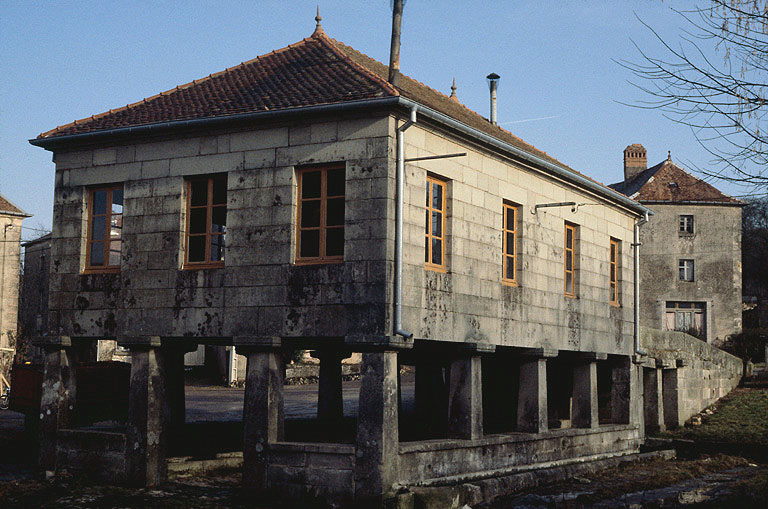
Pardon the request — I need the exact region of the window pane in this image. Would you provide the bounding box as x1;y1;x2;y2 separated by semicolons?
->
610;264;615;281
111;189;124;214
302;171;321;199
326;198;345;226
432;211;442;237
426;183;430;206
189;208;207;234
190;180;208;207
425;237;429;262
326;168;345;197
300;230;320;258
91;216;106;242
210;235;225;262
211;206;226;233
432;182;443;210
425;210;429;234
109;240;121;266
505;232;515;256
326;228;344;257
431;237;442;265
505;256;515;281
611;244;616;263
566;227;573;246
566;252;572;271
188;236;206;262
110;215;122;239
565;272;573;294
212;177;227;205
92;190;107;215
505;207;515;231
679;267;686;280
90;242;105;266
301;200;321;228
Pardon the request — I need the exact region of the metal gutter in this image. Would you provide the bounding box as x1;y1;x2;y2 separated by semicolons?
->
633;212;650;355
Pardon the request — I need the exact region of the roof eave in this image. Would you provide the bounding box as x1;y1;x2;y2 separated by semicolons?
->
639;199;745;207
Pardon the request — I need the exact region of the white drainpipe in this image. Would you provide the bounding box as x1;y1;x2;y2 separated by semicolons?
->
634;211;650;354
394;107;417;338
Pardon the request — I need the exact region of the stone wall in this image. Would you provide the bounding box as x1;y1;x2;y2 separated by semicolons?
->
639;203;742;344
0;213;23;378
640;327;743;423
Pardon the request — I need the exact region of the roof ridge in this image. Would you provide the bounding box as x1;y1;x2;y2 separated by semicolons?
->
38;36;320;139
318;33;399;98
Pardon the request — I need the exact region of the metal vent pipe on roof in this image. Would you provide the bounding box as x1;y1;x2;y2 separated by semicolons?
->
487;73;500;125
388;0;404;86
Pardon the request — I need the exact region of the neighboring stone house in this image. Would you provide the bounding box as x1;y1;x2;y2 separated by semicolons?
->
28;21;737;506
0;194;30;377
610;145;743;344
18;233;51;363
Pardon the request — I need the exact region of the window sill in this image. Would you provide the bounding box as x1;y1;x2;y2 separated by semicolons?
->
678;233;695;238
182;262;225;270
610;302;621;308
425;264;447;274
294;258;344;266
501;279;518;287
82;267;120;275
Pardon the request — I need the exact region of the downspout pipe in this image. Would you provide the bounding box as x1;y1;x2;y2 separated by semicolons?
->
394;106;417;339
634;211;650;355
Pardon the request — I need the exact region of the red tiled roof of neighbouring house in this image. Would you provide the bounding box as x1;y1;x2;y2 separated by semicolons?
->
609;159;742;204
0;194;30;216
35;27;628;201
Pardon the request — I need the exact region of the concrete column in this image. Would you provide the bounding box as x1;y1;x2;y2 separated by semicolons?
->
572;361;599;428
242;350;285;488
611;357;631;424
354;351;399;502
517;358;548;433
415;361;447;437
316;350;344;423
126;345;169;486
447;355;483;440
38;343;77;474
662;368;681;429
643;367;665;433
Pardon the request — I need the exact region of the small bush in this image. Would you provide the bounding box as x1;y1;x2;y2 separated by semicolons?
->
720;329;768;362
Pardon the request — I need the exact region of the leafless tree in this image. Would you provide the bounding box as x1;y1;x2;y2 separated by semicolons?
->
622;1;768;188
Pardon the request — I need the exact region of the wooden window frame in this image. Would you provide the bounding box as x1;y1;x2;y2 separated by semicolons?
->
679;214;694;235
184;175;227;269
609;238;620;306
425;176;447;272
678;259;694;282
295;165;345;265
84;185;123;274
564;222;577;297
502;202;518;285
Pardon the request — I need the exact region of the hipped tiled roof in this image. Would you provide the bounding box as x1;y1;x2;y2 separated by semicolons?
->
609;159;741;204
0;194;30;216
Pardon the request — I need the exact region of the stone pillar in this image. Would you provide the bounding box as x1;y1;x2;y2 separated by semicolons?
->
36;336;78;475
572;361;599;428
517;358;548;433
447;355;483;439
662;368;681;429
611;356;632;424
126;340;170;486
242;349;285;488
415;360;447;438
315;350;344;423
354;351;399;502
643;367;665;433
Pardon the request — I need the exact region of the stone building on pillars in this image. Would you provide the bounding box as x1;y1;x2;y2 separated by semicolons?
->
31;20;656;505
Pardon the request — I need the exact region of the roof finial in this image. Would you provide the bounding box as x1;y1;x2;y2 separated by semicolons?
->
668;150;671;161
313;6;324;35
449;77;458;102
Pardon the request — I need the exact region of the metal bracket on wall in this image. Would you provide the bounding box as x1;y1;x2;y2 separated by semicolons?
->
531;201;596;214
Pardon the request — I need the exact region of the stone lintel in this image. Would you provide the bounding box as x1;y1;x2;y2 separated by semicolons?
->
517;347;559;358
569;351;608;361
118;336;162;349
675;359;689;368
310;348;352;358
233;336;282;351
632;354;656;367
457;342;496;354
658;359;676;369
345;335;413;351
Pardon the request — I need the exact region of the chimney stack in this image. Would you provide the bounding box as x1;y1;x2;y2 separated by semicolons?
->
487;73;500;125
388;0;404;87
623;143;647;181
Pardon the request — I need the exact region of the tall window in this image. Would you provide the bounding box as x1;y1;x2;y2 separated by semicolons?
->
665;302;706;340
564;223;577;297
185;175;227;267
86;186;123;271
679;215;694;234
502;202;518;285
610;238;620;306
296;165;345;263
425;177;446;271
678;259;694;281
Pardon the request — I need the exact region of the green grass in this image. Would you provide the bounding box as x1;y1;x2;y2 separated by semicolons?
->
659;389;768;445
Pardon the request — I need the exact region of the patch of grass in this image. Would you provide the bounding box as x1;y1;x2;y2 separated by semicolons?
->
660;389;768;446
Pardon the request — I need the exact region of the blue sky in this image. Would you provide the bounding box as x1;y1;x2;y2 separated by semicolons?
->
0;1;747;239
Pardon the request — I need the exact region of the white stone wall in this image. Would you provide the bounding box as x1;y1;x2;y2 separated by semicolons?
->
399;124;638;354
